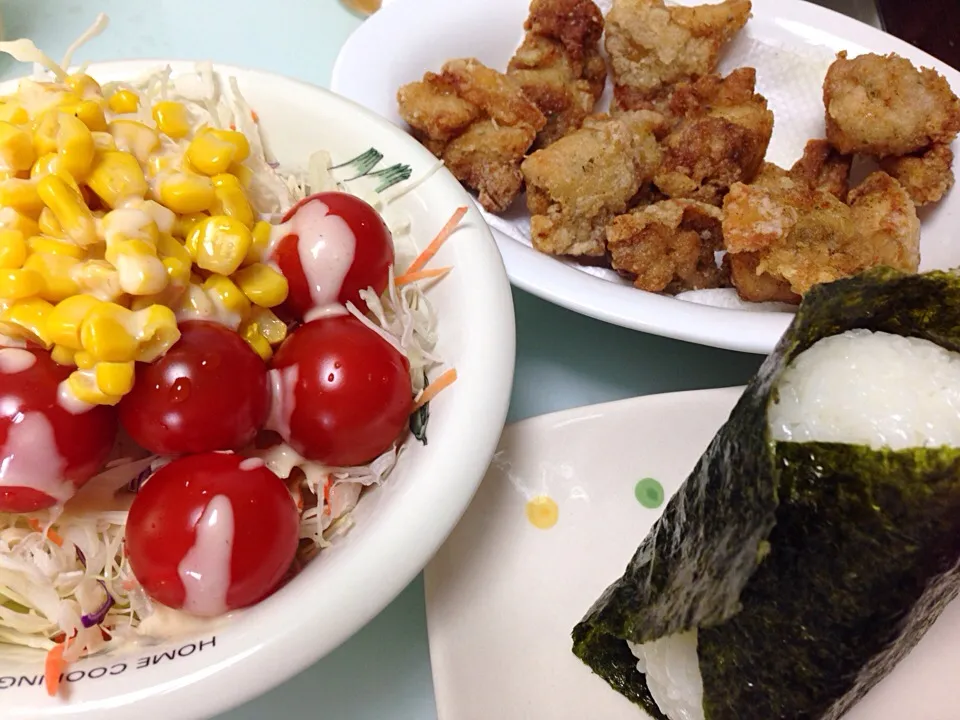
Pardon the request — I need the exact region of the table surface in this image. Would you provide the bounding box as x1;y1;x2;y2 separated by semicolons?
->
0;0;882;717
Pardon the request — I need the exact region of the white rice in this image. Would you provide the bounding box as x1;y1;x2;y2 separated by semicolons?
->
630;329;960;720
628;631;703;720
770;330;960;450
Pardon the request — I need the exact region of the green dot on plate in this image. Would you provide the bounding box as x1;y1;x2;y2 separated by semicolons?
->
635;478;664;509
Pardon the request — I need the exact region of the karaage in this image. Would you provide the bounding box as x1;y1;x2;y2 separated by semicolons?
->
521;112;662;257
722;168;919;301
507;0;607;148
879;142;955;206
397;58;546;212
823;51;960;157
605;0;751;111
653;67;773;205
607;199;727;292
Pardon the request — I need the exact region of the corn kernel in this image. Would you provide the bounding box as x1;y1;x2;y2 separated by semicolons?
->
186;132;236;176
53;112;95;179
65;368;122;406
0;104;28;125
80;304;139;362
73;100;108;133
161;256;191;286
173;212;207;239
31;110;60;157
74;351;96;370
156;232;192;265
114;251;168;296
23;253;80;302
107;120;159;163
202;273;251;322
240;320;273;361
186;215;251;275
46;294;102;348
0;178;44;218
50;343;76;366
28;235;85;259
95;360;135;396
232;263;288;308
37;174;97;246
0;207;41;238
101;208;159;251
229;162;254;188
86;150;148;208
210;173;255;228
91;131;117;152
38;207;64;238
128;199;176;235
108;89;139;115
30;152;59;180
0;121;36;172
152;101;190;139
65;74;102;99
146;152;179;178
158;172;215;215
133;304;179;362
0;268;43;299
71;259;124;302
244;220;272;265
0;298;54;347
251;307;288;345
209;129;250;162
0;230;27;269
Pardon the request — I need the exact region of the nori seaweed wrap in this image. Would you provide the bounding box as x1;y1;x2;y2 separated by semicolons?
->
572;268;960;720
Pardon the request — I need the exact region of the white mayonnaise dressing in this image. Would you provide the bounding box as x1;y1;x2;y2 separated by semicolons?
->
56;380;95;415
0;348;35;374
269;199;356;316
177;494;235;618
238;457;265;471
0;411;72;502
265;365;298;440
257;442;328;493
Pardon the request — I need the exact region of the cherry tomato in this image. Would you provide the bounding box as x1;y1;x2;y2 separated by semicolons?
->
0;348;117;512
271;192;393;319
270;316;411;466
125;452;299;616
119;321;269;455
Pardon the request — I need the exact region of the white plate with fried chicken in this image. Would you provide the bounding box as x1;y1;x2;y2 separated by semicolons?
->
332;0;960;354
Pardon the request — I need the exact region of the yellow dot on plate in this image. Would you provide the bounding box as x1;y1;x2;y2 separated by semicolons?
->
525;495;559;530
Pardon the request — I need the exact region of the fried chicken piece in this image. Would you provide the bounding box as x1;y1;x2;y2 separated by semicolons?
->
654;68;773;205
522;112;662;257
879;143;955;206
607;199;727;292
397;58;546;212
605;0;752;112
789;139;852;201
725;252;800;304
722;170;920;301
823;51;960;157
507;0;607;148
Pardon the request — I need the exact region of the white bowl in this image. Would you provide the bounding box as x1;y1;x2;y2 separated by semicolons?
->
0;61;516;720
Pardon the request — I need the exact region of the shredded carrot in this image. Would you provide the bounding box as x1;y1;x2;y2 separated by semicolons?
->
44;642;67;696
28;518;63;547
412;368;458;411
121;579;137;591
229;122;236;131
251;110;259;123
405;207;467;275
394;266;452;286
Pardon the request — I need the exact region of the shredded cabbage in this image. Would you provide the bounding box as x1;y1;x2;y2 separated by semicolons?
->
0;30;446;655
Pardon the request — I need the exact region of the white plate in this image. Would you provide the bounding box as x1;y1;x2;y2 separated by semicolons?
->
332;0;960;354
0;61;516;720
424;388;960;720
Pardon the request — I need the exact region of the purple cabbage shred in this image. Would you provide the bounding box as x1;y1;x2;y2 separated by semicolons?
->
80;581;114;628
